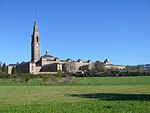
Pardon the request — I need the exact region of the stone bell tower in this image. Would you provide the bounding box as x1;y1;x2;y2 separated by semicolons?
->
31;20;41;62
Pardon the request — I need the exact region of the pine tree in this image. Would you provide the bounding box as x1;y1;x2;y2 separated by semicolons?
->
2;63;7;73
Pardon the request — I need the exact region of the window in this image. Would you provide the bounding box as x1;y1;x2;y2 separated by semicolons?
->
36;36;39;42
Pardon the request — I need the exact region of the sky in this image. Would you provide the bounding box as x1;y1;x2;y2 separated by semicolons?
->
0;0;150;65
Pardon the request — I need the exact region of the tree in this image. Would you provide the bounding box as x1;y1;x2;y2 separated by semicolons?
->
2;63;7;73
0;61;2;72
57;70;63;77
91;61;105;72
11;67;20;74
12;67;17;74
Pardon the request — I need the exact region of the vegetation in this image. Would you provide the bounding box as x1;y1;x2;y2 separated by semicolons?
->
0;76;150;86
56;70;65;77
77;62;150;77
91;60;105;72
0;62;71;83
75;70;150;77
0;62;2;72
0;61;150;112
0;76;150;113
0;62;10;79
11;67;20;74
2;63;7;73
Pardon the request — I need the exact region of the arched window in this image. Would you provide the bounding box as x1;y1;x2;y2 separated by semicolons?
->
36;36;39;42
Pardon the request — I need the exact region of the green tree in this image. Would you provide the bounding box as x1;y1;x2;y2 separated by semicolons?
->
12;67;17;74
12;66;20;74
57;70;63;77
2;63;7;73
16;67;20;74
0;61;2;72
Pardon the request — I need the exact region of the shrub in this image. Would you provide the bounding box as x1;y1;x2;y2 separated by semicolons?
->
74;70;150;77
0;72;10;79
19;74;31;82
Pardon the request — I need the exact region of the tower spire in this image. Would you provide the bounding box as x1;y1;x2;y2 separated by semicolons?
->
33;10;38;32
33;20;38;32
31;20;41;62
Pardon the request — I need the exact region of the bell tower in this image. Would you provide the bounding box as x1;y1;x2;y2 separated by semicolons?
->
31;20;41;62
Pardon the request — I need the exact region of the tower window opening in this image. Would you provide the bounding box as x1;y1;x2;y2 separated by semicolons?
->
36;36;39;42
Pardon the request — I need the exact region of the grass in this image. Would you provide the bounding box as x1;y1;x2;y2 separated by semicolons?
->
1;76;150;86
66;76;150;85
0;76;150;113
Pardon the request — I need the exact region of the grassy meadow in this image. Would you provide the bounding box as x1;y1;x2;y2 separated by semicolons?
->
0;76;150;113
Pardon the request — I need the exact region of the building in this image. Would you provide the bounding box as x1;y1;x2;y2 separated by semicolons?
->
7;20;93;74
104;59;110;64
104;64;125;70
7;20;126;74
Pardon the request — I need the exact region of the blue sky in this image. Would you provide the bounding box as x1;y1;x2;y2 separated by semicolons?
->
0;0;150;65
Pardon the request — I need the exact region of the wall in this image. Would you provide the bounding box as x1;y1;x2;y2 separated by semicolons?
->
17;63;30;73
7;65;16;74
40;63;61;72
105;65;125;69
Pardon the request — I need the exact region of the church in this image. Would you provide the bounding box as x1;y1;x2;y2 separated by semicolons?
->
7;20;96;74
7;20;125;74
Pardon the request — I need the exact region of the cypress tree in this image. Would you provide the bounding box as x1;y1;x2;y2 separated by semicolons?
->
2;63;7;73
0;62;2;72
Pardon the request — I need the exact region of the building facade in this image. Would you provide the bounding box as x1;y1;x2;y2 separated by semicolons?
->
7;20;125;74
8;20;94;74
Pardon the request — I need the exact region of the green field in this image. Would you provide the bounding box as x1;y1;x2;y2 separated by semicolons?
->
0;76;150;113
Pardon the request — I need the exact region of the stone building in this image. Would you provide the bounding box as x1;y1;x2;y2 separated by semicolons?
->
7;20;126;74
103;59;125;69
7;20;93;74
104;64;125;70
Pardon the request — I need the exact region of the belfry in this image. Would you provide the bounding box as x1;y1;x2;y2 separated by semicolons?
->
31;20;41;62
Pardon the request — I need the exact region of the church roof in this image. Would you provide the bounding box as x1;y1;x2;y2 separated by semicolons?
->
41;49;56;58
41;55;55;58
8;64;17;66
